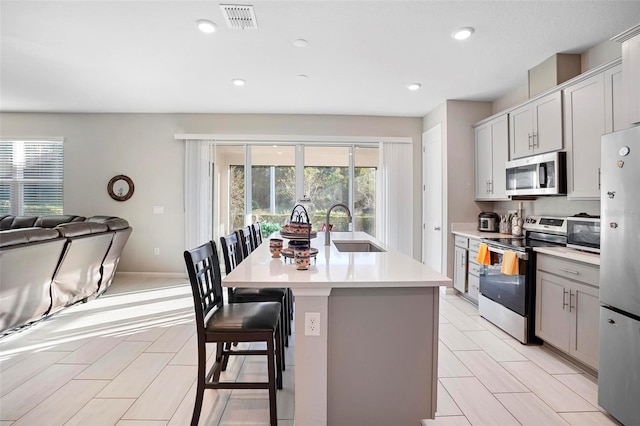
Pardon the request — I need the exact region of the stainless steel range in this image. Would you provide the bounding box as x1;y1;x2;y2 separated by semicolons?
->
478;216;567;344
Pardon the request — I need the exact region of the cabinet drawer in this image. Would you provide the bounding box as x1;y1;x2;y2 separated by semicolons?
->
468;259;482;277
537;254;599;287
468;274;479;302
469;239;481;252
455;236;469;249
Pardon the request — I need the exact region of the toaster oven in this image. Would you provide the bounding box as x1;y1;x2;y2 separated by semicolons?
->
566;216;600;253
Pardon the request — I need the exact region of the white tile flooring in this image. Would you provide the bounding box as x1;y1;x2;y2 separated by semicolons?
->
0;276;621;425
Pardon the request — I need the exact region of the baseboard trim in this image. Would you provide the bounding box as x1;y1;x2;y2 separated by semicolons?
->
116;271;186;279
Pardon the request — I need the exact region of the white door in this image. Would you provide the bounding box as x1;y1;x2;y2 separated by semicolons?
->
422;125;443;273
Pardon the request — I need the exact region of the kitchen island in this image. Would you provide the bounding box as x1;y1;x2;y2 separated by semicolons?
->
223;231;451;426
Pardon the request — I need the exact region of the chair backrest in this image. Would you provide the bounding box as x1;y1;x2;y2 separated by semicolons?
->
184;241;224;334
220;232;242;274
252;222;263;247
237;226;254;259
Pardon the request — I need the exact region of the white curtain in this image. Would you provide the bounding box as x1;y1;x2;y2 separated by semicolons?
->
184;140;214;251
378;142;413;256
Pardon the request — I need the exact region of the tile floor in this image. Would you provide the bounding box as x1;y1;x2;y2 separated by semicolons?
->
0;276;621;425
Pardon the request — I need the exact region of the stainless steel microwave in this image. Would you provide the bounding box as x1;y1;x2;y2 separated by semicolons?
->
505;152;566;196
566;216;600;253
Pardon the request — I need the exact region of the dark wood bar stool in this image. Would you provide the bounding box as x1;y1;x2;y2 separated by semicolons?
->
220;232;290;348
183;240;283;426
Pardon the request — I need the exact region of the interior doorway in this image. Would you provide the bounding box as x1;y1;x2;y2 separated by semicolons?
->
422;125;444;273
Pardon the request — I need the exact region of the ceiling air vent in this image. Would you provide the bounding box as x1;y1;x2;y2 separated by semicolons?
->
220;5;258;29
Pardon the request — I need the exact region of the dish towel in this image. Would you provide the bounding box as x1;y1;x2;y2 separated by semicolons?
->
476;243;491;266
501;250;519;276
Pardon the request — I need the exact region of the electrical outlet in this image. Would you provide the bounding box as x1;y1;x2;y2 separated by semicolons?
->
154;247;160;256
304;312;321;336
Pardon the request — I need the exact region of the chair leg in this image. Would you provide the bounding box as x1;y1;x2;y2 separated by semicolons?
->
267;334;279;426
221;342;231;370
192;346;207;426
275;321;284;390
213;342;224;382
288;289;293;336
281;300;289;348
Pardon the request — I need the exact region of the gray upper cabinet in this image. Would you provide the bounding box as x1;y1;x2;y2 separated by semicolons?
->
619;27;640;126
474;114;509;200
604;63;628;133
509;91;563;160
564;61;623;200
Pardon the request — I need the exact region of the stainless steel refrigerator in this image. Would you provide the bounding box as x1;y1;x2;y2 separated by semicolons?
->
599;125;640;426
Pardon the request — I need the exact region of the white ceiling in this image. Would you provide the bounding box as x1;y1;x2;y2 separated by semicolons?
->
2;1;640;117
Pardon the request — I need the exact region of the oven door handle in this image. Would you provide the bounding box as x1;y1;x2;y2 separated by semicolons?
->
486;246;529;261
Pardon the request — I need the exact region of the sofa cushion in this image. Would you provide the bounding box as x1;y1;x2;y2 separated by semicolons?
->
56;222;109;237
0;228;61;248
0;216;15;230
0;216;40;230
34;215;86;228
86;216;130;231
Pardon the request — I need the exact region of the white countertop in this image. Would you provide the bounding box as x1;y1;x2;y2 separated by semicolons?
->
223;231;452;289
533;246;600;266
452;222;600;266
451;222;522;239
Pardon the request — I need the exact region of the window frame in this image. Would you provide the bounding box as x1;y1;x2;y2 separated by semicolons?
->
0;138;64;216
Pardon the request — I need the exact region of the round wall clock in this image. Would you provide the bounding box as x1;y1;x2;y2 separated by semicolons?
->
107;175;135;201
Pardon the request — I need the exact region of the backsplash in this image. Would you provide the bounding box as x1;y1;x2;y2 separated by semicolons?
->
489;197;600;218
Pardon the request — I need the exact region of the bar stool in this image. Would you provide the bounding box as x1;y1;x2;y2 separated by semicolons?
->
220;232;290;347
183;240;283;426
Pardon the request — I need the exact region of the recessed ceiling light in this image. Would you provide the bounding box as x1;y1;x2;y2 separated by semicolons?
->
232;78;245;87
407;83;422;91
196;19;217;34
293;39;308;47
296;74;308;80
452;27;474;40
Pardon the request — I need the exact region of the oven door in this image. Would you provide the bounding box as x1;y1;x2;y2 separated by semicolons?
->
479;246;529;316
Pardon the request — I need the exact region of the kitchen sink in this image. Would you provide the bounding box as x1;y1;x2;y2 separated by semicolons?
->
332;240;386;253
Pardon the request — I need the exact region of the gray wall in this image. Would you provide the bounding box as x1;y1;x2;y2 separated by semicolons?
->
1;113;423;274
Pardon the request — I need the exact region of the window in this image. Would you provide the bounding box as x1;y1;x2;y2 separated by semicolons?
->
0;140;64;216
219;144;377;240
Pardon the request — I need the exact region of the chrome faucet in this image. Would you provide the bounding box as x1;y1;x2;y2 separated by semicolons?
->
324;203;352;245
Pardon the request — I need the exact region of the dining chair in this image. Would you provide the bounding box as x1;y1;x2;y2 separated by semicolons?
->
251;221;263;248
238;226;255;259
220;232;290;347
184;240;283;426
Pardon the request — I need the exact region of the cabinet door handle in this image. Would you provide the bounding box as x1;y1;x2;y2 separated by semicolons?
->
533;131;538;148
559;267;580;275
528;133;533;149
434;226;441;231
563;289;569;310
598;168;601;190
569;290;575;312
488;180;493;194
461;253;466;267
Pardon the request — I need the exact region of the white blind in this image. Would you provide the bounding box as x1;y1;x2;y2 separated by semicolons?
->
0;140;64;216
377;141;413;256
184;139;213;251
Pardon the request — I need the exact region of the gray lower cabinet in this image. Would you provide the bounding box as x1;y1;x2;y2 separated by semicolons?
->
467;239;481;302
535;254;600;369
454;238;467;293
453;235;483;302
